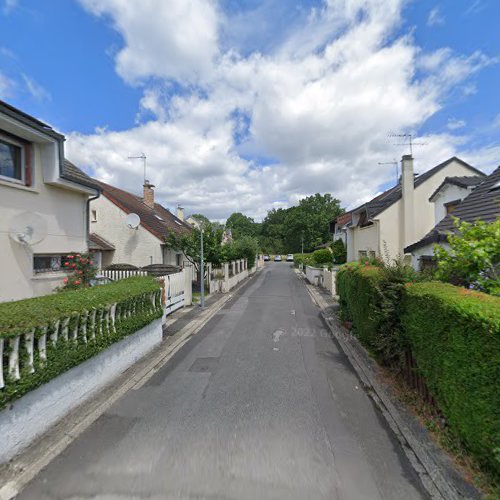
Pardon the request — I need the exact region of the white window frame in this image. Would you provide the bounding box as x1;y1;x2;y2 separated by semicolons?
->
0;132;25;185
33;254;69;274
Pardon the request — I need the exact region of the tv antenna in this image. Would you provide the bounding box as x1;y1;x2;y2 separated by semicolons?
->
378;161;399;184
128;153;147;184
388;133;427;156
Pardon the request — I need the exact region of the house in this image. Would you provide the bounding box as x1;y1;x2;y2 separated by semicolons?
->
0;100;100;302
329;212;352;246
89;179;192;269
405;166;500;269
346;155;484;262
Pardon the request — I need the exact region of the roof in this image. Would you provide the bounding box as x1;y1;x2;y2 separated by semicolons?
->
335;212;352;227
61;159;100;191
428;175;485;202
353;157;484;219
405;166;500;253
0;99;64;140
88;233;115;251
94;179;192;240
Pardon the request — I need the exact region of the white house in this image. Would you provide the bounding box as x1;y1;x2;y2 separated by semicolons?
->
0;100;99;302
89;179;192;269
345;155;484;263
405;167;499;269
329;212;352;246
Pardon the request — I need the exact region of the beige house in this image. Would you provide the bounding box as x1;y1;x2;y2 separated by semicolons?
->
346;156;484;262
0;100;99;302
89;179;192;269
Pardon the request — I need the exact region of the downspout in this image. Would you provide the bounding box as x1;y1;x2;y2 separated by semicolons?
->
86;189;101;249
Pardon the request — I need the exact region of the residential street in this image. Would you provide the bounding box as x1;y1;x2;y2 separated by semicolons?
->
19;264;427;500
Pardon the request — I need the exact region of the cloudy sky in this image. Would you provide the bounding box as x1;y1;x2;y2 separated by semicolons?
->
1;0;499;220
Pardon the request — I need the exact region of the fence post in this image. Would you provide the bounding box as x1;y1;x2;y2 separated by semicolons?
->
184;266;193;306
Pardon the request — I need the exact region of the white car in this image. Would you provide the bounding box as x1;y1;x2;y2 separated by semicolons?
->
286;254;294;262
274;255;282;262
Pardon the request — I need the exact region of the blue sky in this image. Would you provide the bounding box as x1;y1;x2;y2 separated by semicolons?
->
1;0;499;219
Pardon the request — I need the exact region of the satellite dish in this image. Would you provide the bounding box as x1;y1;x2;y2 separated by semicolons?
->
126;213;140;229
9;212;47;246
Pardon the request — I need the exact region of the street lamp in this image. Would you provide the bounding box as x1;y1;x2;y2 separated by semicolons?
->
200;225;205;309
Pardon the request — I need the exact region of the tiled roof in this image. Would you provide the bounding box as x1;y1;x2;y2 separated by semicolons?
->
428;175;485;202
61;159;100;190
405;166;500;253
335;212;352;227
354;157;484;219
88;233;115;251
94;180;192;241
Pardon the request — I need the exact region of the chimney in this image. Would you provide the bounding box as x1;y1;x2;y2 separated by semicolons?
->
401;155;415;248
143;180;155;209
176;205;184;221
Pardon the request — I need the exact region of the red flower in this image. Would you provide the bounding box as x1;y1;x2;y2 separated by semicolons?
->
64;262;69;267
364;261;369;265
63;278;68;284
74;280;81;285
71;263;76;269
68;255;74;259
89;260;93;265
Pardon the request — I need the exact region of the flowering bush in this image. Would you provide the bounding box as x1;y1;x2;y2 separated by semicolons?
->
59;252;97;291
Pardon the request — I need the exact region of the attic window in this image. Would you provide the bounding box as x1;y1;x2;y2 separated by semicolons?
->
174;220;182;225
358;211;373;228
490;181;500;192
0;133;32;186
154;215;164;221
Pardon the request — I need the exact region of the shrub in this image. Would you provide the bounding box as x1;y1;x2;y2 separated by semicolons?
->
336;262;382;348
402;282;500;478
0;277;162;409
58;252;97;290
330;239;347;264
312;248;332;266
294;253;314;267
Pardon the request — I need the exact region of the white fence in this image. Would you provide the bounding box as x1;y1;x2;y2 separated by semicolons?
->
99;267;192;320
305;265;338;297
207;259;251;294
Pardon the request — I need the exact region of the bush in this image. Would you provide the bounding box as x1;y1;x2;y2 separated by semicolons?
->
330;239;347;264
0;277;162;409
312;248;332;266
402;282;500;477
293;253;314;267
336;262;382;348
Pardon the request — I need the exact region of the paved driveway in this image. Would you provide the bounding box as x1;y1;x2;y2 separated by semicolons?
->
19;264;427;500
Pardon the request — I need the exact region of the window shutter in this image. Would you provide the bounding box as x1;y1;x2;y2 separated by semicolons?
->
24;143;33;186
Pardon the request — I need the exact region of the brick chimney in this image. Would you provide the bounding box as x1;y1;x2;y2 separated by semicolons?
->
401;155;415;248
176;205;184;221
143;180;155;209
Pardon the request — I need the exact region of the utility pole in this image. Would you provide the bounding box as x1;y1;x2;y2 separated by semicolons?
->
200;227;205;309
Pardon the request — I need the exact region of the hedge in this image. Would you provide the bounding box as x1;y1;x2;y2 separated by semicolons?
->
0;277;162;409
336;263;382;349
402;282;500;477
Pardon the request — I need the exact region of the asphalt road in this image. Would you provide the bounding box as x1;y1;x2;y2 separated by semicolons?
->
19;264;427;500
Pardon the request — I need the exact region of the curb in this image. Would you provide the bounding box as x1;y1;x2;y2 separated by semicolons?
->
0;269;261;500
303;278;480;500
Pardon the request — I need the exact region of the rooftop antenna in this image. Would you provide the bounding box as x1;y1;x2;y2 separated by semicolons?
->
128;153;147;184
388;133;427;156
378;160;399;184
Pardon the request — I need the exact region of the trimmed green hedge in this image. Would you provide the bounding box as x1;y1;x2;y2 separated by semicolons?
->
336;263;382;348
402;282;500;477
0;277;162;409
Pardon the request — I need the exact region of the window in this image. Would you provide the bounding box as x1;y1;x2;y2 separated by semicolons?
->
0;132;32;185
33;254;71;274
91;209;97;222
445;200;460;215
358;250;367;259
369;251;376;259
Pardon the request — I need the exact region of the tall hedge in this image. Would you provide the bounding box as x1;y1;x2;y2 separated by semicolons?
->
336;263;382;349
402;282;500;477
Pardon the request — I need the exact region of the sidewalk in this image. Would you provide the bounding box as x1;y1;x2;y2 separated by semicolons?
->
300;273;480;500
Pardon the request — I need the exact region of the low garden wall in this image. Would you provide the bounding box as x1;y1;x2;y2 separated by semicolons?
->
0;277;163;463
336;264;500;479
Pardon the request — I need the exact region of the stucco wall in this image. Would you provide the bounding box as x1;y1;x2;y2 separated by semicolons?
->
348;223;378;261
0;145;88;302
0;318;162;464
432;184;472;224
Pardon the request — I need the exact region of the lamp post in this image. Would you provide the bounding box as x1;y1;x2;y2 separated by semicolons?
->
301;231;304;255
200;226;205;309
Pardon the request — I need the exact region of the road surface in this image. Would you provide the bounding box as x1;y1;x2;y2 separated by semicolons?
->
19;263;427;500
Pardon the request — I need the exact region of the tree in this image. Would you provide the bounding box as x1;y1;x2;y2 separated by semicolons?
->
223;236;259;265
434;218;500;295
189;213;211;226
331;239;347;264
164;223;225;275
225;212;259;239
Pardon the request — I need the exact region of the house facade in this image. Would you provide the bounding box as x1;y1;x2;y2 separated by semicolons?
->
89;179;192;269
346;156;484;262
405;167;499;269
329;212;352;245
0;100;99;302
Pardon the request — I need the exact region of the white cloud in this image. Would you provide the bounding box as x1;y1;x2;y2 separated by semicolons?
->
77;0;219;84
427;6;444;27
67;0;498;220
447;118;466;130
21;74;51;102
0;72;13;98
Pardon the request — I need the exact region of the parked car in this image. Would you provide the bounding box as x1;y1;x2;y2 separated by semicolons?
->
274;255;282;262
89;274;114;287
286;254;294;262
263;255;270;261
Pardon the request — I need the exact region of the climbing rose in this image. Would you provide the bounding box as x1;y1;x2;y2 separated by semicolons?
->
63;278;68;284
